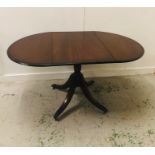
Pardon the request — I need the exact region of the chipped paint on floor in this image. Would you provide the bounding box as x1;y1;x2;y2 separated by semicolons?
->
0;74;155;146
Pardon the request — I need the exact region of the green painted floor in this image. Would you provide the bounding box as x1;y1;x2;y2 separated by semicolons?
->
0;74;155;146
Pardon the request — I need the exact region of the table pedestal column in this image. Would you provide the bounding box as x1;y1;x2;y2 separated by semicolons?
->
52;64;108;121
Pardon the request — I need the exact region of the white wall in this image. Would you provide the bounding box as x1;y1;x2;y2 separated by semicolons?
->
0;8;84;80
0;8;155;80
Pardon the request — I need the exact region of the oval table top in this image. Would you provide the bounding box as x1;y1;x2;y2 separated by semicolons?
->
7;31;144;66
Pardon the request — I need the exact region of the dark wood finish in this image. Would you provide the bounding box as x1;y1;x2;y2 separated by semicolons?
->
7;31;144;66
54;85;75;121
53;64;107;121
7;31;144;121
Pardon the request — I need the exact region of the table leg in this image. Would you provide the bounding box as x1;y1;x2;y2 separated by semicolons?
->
51;74;73;90
54;86;75;121
85;80;95;86
52;64;108;121
80;81;108;113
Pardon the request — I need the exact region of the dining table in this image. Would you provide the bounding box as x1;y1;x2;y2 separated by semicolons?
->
7;31;144;121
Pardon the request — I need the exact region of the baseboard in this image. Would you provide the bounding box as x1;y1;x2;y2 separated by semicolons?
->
1;66;155;81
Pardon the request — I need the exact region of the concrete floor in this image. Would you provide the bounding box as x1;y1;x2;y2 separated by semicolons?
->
0;74;155;146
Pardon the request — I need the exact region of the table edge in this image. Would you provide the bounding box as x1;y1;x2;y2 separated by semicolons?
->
7;31;145;67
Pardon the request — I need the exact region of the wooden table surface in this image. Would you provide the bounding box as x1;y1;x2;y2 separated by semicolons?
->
7;31;144;66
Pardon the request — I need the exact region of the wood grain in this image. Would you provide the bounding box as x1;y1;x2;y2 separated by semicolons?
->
7;31;144;66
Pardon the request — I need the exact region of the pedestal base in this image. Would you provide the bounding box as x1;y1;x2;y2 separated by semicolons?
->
52;64;108;121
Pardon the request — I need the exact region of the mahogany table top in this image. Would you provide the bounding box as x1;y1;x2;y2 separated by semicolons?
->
7;31;144;66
